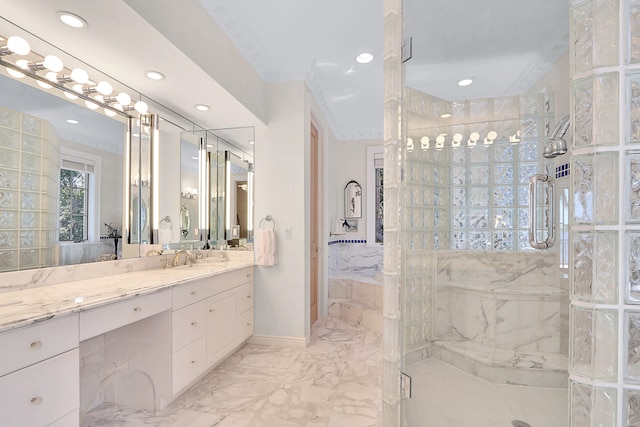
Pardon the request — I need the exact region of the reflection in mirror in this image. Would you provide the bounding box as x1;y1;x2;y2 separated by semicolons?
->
180;204;191;238
0;71;125;271
180;132;200;242
191;127;254;248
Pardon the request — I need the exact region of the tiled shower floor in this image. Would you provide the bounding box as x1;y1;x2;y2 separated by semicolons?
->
403;359;568;427
81;317;382;427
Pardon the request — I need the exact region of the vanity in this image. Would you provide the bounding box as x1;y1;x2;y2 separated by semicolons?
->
0;256;254;426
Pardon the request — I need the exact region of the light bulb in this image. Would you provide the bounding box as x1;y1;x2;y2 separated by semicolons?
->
134;101;148;114
113;103;124;112
96;81;112;95
43;55;63;72
85;100;99;110
37;80;53;89
115;92;131;106
6;36;30;56
45;71;58;83
70;68;89;84
104;108;116;117
64;91;78;100
94;95;104;103
72;83;84;94
6;67;25;78
15;59;29;70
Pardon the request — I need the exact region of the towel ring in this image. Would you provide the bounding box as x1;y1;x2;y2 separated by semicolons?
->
259;215;276;230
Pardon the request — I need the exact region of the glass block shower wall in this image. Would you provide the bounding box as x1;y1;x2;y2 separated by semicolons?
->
404;89;552;252
382;0;403;424
0;106;60;272
570;0;640;424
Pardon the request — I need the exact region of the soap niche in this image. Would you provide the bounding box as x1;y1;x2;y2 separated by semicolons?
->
79;311;172;424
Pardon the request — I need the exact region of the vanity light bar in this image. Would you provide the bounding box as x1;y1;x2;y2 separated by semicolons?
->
0;32;149;119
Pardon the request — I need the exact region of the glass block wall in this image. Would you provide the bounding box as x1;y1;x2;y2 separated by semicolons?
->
0;106;60;272
404;90;552;252
382;0;403;424
570;0;640;424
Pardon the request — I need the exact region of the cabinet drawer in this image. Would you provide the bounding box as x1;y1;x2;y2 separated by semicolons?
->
79;290;171;340
173;278;212;310
172;301;206;352
0;349;79;427
239;308;254;341
237;282;254;314
0;315;78;377
210;267;254;296
172;335;206;394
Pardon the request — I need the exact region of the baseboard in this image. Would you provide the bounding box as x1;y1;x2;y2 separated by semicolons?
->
247;334;308;349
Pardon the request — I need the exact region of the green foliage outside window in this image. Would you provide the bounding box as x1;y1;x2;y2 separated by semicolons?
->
59;169;88;242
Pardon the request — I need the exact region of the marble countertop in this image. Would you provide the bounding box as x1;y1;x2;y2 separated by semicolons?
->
0;260;253;334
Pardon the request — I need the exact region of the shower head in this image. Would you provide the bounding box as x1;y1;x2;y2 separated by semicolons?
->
544;115;570;159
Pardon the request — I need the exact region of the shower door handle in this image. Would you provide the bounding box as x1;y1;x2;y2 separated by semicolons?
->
528;173;555;249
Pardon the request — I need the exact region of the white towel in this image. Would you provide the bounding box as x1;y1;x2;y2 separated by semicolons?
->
256;229;277;266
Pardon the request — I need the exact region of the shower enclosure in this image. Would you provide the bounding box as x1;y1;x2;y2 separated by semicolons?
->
384;0;640;425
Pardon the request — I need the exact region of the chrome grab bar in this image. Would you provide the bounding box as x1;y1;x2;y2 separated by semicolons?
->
528;173;555;249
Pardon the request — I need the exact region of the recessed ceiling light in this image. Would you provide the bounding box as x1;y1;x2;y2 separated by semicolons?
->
458;78;474;87
440;113;452;119
249;140;255;145
66;119;79;124
145;70;165;81
57;12;87;28
195;104;210;111
356;52;374;64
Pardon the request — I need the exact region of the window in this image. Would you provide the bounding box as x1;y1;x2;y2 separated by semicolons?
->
59;168;89;241
58;151;98;242
367;146;384;245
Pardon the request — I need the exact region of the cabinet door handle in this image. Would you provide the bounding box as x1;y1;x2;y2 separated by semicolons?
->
30;396;43;406
246;295;252;299
190;291;197;296
191;322;198;326
209;308;215;313
29;341;42;349
190;360;197;364
133;307;142;313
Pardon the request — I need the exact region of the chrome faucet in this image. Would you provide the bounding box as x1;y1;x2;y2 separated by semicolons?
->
172;249;193;267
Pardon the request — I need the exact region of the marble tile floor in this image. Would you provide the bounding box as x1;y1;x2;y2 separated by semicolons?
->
81;317;382;427
403;359;568;427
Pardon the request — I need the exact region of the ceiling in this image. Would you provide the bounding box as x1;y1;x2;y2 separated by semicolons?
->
0;0;569;144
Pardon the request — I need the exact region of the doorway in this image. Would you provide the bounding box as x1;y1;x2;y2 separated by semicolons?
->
310;122;319;326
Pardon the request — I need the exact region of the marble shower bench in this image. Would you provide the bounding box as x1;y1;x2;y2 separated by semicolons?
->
328;275;382;335
433;278;569;388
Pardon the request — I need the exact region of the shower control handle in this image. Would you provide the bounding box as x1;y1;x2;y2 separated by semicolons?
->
528;173;555;250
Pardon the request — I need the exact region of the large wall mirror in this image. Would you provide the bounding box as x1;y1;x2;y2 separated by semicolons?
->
0;19;255;271
189;127;254;248
0;64;128;271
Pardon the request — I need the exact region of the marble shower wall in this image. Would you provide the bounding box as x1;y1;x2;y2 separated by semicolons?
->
434;251;568;355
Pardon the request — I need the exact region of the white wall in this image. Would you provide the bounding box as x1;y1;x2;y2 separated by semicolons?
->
254;81;308;341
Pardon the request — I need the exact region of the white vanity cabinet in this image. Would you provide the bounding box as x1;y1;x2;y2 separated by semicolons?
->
0;315;80;427
170;266;254;396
